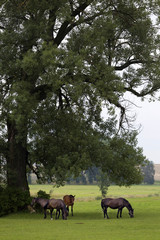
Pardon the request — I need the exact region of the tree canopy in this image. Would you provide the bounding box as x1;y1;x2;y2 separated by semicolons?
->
0;0;160;192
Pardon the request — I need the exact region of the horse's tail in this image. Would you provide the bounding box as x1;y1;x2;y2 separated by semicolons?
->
101;199;105;211
44;199;49;209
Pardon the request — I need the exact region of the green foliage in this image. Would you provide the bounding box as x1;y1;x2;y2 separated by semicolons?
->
102;132;145;186
0;187;31;217
37;190;50;199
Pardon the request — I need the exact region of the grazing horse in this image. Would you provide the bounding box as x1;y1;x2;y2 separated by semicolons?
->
101;197;134;219
63;195;75;216
31;198;49;218
31;198;68;220
48;198;68;220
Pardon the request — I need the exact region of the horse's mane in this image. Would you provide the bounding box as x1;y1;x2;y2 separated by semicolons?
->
123;198;128;204
128;203;132;209
123;198;133;210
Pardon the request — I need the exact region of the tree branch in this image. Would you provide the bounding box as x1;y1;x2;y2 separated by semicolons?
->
125;84;160;97
114;59;143;71
54;1;94;46
108;98;126;131
26;159;41;180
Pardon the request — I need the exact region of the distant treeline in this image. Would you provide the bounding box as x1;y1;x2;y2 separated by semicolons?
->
67;167;100;185
28;162;155;185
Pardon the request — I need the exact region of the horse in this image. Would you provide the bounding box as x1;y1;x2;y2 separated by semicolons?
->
31;198;68;220
31;198;49;218
48;198;68;220
63;195;75;216
101;197;134;219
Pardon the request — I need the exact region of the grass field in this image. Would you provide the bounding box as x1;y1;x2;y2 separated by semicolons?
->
29;184;160;200
0;185;160;240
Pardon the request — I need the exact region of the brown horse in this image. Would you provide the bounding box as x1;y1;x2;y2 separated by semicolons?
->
31;198;68;220
101;198;134;219
63;195;75;216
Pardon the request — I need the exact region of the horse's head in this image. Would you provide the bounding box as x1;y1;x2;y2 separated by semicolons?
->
71;195;75;203
27;205;36;213
62;205;69;220
129;208;134;218
63;209;68;220
31;197;36;207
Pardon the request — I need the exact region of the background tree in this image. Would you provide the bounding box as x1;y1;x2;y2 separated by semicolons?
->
86;167;98;184
0;1;160;195
141;161;155;185
97;170;110;198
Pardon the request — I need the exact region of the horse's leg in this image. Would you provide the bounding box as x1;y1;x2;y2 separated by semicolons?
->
62;209;64;219
106;207;109;219
57;209;60;219
103;207;106;218
55;209;60;219
55;209;58;219
66;206;69;215
120;207;124;218
117;208;120;218
44;208;47;219
120;209;122;218
71;205;73;216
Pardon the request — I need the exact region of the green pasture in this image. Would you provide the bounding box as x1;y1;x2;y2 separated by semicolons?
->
29;184;160;200
0;185;160;240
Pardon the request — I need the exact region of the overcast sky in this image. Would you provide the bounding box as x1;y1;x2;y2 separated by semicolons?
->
134;96;160;164
124;15;160;164
102;93;160;164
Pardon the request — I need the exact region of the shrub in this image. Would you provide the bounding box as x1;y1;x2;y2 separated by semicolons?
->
37;190;50;199
0;187;31;217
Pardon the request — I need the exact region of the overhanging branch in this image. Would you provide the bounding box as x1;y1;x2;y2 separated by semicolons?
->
115;60;143;71
125;84;160;97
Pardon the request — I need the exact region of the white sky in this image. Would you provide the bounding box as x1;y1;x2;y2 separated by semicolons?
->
102;94;160;164
124;14;160;164
134;97;160;164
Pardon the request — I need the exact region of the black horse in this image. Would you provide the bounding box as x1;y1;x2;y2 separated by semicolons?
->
31;198;68;220
101;197;134;219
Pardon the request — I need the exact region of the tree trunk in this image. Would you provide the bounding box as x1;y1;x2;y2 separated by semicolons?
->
7;119;29;192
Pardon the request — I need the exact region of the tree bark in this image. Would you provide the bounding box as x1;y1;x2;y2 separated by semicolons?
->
7;119;29;192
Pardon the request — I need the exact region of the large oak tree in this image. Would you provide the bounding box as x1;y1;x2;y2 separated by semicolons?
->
0;0;160;193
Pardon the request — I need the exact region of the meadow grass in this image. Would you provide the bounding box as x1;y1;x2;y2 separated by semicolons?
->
29;184;160;200
1;185;160;240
